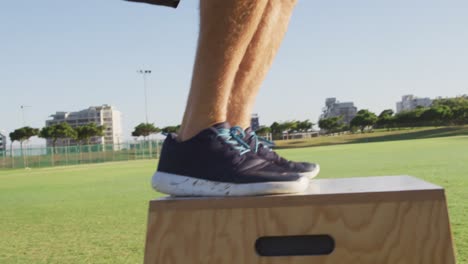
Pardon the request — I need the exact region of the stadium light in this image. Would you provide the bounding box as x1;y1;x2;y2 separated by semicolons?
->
137;70;152;124
20;105;31;126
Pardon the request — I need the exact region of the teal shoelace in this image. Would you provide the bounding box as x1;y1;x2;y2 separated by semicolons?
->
217;127;251;155
247;130;275;153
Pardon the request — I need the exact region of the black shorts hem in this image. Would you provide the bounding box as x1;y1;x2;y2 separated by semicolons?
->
125;0;180;8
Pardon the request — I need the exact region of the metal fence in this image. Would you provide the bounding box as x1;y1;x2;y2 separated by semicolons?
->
0;140;162;169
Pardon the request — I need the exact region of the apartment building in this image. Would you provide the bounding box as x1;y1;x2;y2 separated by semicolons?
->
396;95;433;113
320;97;358;125
0;132;6;153
45;105;123;148
250;113;260;131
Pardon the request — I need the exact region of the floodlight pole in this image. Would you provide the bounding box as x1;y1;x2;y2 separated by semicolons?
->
137;70;152;124
20;105;31;126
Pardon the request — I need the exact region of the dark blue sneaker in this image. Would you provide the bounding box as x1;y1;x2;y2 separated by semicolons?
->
152;123;309;196
242;127;320;179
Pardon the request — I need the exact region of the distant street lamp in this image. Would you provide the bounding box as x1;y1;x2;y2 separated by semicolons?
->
20;105;31;126
137;70;152;124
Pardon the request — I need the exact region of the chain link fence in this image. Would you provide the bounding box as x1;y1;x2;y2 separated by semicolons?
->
0;140;162;169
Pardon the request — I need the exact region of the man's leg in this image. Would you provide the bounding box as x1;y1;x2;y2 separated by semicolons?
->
178;0;268;141
226;0;297;128
153;0;309;196
225;0;320;179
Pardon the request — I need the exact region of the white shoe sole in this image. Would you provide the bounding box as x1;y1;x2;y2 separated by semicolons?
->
152;171;310;197
298;164;321;179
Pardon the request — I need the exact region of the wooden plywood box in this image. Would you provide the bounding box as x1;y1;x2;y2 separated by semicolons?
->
144;176;456;264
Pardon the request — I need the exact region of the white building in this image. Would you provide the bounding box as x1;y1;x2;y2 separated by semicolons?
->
396;95;432;113
45;105;123;148
0;131;6;153
320;98;358;125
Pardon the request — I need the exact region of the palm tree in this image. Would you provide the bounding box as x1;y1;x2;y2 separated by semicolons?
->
132;123;161;158
39;123;77;165
9;126;39;167
74;123;105;162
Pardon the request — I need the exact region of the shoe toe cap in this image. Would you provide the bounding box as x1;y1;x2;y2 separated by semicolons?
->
299;162;318;172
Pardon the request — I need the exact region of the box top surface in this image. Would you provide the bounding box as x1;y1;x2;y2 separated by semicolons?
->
303;175;441;195
150;176;444;210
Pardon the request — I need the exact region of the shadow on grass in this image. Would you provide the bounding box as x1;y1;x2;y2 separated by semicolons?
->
276;126;468;149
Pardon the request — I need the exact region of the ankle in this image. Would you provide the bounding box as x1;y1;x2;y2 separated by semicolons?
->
226;119;250;131
179;120;227;141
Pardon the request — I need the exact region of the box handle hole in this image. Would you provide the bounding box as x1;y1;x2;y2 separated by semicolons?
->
255;235;335;256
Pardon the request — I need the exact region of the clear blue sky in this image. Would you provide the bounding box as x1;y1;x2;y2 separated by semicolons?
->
1;0;467;144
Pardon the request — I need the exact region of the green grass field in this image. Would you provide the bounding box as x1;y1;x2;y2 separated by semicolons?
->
275;125;468;148
1;135;467;263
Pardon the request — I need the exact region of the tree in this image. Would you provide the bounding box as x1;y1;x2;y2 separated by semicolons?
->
9;126;39;167
394;108;427;128
132;123;160;158
350;110;378;132
39;123;77;154
296;120;314;132
269;120;315;139
270;122;282;139
281;121;298;134
73;123;105;162
376;109;395;130
9;127;39;152
422;96;468;126
420;105;453;126
255;126;271;136
432;95;468;109
452;106;468;125
318;116;344;134
161;125;180;135
75;123;105;147
132;123;161;138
